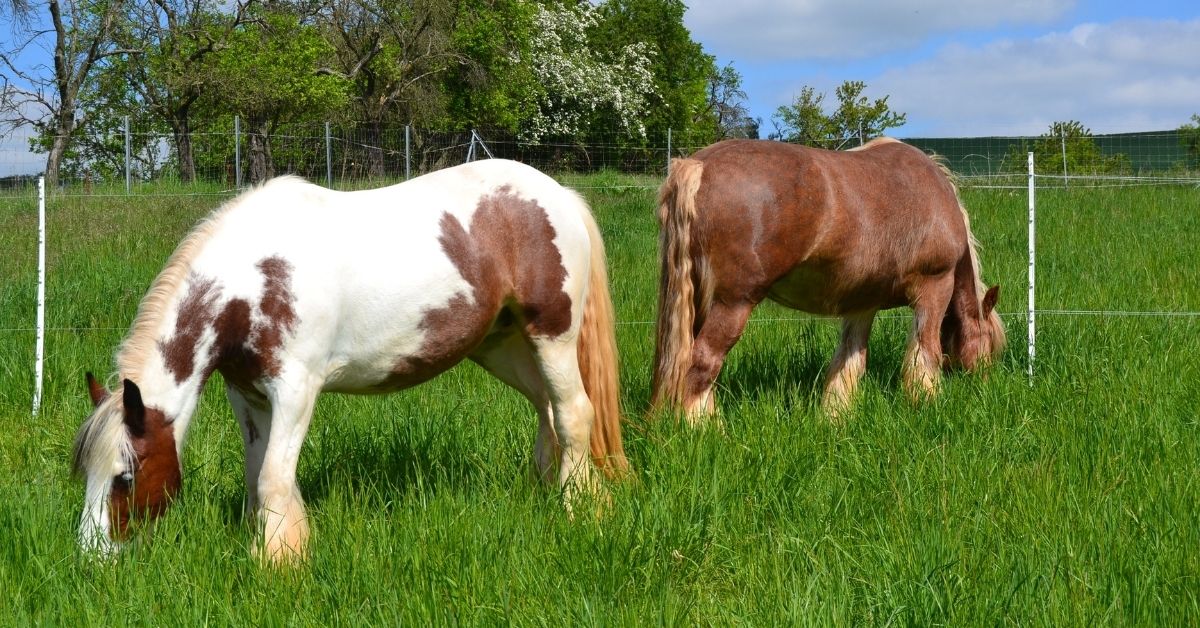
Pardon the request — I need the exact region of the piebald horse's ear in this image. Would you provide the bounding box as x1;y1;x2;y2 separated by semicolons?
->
122;379;147;438
85;372;107;408
982;285;1000;316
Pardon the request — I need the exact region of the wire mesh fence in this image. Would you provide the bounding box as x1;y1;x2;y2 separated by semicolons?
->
3;117;1198;193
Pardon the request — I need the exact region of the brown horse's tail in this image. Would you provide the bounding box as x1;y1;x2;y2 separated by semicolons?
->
650;158;706;412
576;202;628;476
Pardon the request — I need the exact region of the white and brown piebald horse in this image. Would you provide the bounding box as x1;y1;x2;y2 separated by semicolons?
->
73;160;626;563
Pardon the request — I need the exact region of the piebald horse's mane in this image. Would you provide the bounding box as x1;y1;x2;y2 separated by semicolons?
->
118;177;307;382
72;177;307;477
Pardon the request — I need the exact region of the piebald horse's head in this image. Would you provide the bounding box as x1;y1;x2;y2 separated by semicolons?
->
73;374;181;554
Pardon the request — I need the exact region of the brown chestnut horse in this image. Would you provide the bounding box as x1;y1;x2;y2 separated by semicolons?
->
651;138;1005;421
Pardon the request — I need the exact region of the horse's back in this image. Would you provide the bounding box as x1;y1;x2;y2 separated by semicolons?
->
187;162;592;392
687;139;967;313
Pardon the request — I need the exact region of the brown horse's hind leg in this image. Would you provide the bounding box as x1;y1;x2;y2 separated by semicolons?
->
903;275;955;402
822;311;876;419
683;300;755;425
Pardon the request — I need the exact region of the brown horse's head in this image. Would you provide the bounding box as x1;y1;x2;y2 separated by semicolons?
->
74;374;182;554
942;284;1005;371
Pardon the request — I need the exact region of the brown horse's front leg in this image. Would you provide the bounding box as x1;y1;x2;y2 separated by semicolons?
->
683;300;755;426
822;311;877;419
903;276;955;402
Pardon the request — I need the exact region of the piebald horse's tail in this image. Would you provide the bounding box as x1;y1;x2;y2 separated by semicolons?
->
650;158;706;413
576;205;628;476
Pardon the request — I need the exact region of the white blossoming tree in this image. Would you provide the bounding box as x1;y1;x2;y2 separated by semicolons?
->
520;1;655;142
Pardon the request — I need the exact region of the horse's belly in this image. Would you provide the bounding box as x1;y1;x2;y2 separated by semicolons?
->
767;266;905;315
318;278;506;394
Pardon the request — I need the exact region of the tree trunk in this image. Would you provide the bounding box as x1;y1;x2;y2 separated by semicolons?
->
44;109;76;189
171;115;196;183
366;120;385;179
247;115;274;184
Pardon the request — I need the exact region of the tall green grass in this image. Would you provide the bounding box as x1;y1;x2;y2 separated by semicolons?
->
0;177;1197;623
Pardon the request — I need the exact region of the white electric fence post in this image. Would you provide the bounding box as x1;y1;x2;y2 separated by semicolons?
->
1027;151;1036;382
32;176;46;416
124;115;132;194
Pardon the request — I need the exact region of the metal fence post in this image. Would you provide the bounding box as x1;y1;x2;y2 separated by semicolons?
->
667;128;672;174
234;115;242;189
1027;151;1036;382
1061;130;1068;187
325;121;333;188
405;125;411;180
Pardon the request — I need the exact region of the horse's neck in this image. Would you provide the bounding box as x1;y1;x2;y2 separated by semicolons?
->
120;312;218;454
949;248;984;327
133;367;208;453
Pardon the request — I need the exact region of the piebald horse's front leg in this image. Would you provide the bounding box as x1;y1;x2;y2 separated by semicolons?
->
255;375;320;565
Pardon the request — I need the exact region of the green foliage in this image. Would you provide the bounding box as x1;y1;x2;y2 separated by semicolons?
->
1004;121;1133;176
589;0;719;147
211;8;348;126
772;81;906;147
443;0;539;131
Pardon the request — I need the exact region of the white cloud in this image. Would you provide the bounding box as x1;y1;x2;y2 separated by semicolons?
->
872;18;1200;135
686;0;1075;60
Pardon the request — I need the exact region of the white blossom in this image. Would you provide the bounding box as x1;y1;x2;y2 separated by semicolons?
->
521;2;656;141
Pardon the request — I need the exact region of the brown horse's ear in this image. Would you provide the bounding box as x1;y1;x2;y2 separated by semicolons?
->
982;285;1000;316
86;372;107;408
122;379;146;438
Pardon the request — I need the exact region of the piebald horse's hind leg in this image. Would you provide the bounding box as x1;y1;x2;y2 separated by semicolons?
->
528;336;596;505
470;332;558;485
903;275;955;402
684;300;755;425
225;384;271;516
255;373;321;564
822;311;877;419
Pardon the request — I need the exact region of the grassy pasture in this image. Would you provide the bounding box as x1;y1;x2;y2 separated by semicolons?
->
0;174;1198;624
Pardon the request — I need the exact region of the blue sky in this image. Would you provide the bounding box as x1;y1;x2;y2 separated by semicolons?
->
684;0;1200;137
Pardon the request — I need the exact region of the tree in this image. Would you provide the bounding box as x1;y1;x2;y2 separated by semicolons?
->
1179;114;1200;169
109;0;254;182
518;1;655;142
703;62;756;139
771;80;905;148
323;0;462;176
442;0;538;132
1;0;133;187
210;6;348;183
1006;120;1131;177
589;0;715;146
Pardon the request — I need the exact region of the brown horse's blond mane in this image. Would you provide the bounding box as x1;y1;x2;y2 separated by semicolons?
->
927;150;1008;352
846;136;903;151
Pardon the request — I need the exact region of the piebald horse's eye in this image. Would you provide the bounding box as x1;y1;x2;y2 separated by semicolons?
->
114;471;134;488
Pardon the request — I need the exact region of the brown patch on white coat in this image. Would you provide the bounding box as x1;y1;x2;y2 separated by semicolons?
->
379;187;573;389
